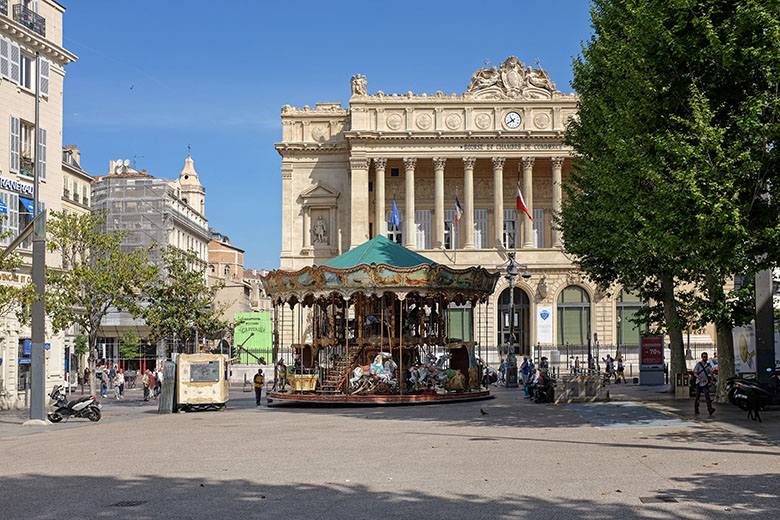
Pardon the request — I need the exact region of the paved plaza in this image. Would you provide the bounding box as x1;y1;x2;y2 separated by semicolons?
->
0;385;778;520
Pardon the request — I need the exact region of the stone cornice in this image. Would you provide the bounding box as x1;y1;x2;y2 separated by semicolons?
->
0;20;77;65
348;91;578;104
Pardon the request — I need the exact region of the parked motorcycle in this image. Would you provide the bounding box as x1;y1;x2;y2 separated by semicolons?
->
728;368;780;411
47;385;102;423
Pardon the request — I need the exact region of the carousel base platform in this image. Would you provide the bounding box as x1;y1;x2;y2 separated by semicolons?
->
267;390;493;406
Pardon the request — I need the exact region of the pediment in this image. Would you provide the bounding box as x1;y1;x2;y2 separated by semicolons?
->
300;182;340;201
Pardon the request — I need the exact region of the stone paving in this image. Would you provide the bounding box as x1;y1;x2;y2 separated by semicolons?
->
0;384;778;519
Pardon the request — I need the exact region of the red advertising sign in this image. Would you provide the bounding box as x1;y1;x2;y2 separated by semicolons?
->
640;335;664;367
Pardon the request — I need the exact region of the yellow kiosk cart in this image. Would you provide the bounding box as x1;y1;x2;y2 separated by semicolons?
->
176;353;230;411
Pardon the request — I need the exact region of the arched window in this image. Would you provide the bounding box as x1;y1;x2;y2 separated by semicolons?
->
224;265;230;276
557;286;591;345
616;289;646;346
209;265;215;274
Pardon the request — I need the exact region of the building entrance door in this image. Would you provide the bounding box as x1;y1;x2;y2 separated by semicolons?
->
497;287;530;355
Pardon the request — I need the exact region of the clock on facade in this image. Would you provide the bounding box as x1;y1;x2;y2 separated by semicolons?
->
504;111;522;129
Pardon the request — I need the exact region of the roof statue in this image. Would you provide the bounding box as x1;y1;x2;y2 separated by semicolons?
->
466;57;558;100
350;73;368;96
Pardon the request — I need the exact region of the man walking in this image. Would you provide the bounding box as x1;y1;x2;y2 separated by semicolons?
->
693;352;715;416
254;369;265;406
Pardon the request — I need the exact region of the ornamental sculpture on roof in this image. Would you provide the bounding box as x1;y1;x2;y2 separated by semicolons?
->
466;57;558;100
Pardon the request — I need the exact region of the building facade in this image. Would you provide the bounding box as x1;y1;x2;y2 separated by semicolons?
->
90;156;210;364
276;57;657;360
208;230;252;320
0;0;76;409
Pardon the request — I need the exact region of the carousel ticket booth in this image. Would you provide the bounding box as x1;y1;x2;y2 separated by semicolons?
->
263;235;499;405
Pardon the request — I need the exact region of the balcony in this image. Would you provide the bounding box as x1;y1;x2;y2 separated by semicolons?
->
0;1;8;17
13;4;45;38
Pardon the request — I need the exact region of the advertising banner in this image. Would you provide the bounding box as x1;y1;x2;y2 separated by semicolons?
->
640;335;664;368
233;312;272;365
536;305;553;344
732;323;757;375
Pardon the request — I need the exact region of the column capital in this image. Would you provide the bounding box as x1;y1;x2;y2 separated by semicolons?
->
373;157;388;170
433;157;447;170
403;157;417;171
551;156;565;169
350;157;369;170
462;156;477;170
522;156;536;169
491;157;506;170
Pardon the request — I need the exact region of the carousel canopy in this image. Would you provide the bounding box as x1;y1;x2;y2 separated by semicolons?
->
322;235;434;269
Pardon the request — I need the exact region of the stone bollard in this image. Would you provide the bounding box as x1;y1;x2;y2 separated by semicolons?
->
157;360;177;414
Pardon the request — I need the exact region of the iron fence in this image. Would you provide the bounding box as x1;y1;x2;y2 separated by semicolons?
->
13;4;45;37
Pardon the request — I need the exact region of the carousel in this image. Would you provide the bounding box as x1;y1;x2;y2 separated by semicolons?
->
262;235;500;405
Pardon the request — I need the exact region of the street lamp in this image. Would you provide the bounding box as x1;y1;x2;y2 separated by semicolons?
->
497;252;531;388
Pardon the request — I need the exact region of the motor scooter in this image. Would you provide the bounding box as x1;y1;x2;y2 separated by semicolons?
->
47;385;102;422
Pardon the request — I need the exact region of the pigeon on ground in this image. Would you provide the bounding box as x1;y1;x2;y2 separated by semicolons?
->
480;408;489;416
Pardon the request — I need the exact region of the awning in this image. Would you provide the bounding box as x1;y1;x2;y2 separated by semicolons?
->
19;197;34;215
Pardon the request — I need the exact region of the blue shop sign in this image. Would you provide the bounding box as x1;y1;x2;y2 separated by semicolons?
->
0;198;6;214
19;358;31;365
23;339;31;356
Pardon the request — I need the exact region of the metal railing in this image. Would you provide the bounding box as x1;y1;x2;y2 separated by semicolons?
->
13;4;45;37
0;0;8;17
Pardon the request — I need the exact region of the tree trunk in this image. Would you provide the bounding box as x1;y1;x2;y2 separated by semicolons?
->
706;272;735;403
660;273;685;390
88;333;98;398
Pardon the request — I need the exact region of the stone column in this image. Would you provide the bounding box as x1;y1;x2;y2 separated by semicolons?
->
433;157;446;248
281;164;293;259
403;157;417;248
462;157;476;249
551;156;565;248
522;156;535;248
350;157;369;249
374;158;387;237
492;157;505;248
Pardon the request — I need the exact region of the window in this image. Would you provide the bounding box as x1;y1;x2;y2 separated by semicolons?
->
533;208;545;248
9;116;44;180
72;180;79;203
20;120;33;177
210;265;215;274
386;209;403;245
19;53;31;89
447;303;473;342
503;209;516;249
616;289;647;346
443;209;459;250
390;168;400;177
82;185;88;206
62;176;69;198
414;209;431;250
557;286;591;345
224;265;230;276
0;190;19;247
474;209;488;249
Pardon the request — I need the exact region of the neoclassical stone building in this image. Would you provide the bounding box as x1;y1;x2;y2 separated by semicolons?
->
275;57;647;358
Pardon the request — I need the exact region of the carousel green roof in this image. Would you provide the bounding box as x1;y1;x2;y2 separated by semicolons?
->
322;235;435;269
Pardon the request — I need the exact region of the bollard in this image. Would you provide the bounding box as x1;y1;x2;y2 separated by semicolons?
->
157;360;177;414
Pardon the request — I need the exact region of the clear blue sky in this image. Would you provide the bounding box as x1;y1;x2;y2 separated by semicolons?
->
62;1;593;269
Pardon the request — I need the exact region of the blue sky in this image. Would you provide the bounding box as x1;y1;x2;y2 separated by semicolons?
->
62;1;593;269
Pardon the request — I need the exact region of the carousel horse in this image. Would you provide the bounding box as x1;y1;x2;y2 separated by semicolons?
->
350;353;398;391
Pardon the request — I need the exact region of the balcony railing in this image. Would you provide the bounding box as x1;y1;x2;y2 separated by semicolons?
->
1;1;8;17
62;189;70;199
13;4;45;37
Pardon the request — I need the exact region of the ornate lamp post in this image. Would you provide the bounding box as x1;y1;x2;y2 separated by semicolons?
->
500;252;531;388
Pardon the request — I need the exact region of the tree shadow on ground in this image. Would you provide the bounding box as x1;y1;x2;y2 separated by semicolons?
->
0;471;777;520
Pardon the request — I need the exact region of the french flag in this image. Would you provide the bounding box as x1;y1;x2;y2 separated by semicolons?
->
455;196;464;224
517;183;533;221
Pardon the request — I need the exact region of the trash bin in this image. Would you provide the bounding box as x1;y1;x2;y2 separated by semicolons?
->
675;372;690;399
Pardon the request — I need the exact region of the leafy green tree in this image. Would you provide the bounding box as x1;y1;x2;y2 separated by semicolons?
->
74;335;88;356
561;0;780;399
46;211;157;396
119;329;142;360
143;248;229;353
0;216;36;323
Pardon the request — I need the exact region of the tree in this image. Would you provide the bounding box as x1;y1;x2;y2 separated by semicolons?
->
143;248;229;353
119;329;142;361
0;216;37;324
46;211;157;397
561;0;780;399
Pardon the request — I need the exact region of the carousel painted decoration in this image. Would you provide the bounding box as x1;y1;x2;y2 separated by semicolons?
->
262;235;500;404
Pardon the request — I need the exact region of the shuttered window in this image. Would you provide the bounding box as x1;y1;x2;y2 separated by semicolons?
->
414;209;431;250
37;127;46;182
9;115;20;174
533;208;545;248
474;209;488;249
443;209;459;250
0;190;20;247
9;41;19;84
503;209;516;249
38;58;50;97
0;37;10;80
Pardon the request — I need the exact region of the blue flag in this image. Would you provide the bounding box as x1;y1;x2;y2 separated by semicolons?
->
391;194;400;228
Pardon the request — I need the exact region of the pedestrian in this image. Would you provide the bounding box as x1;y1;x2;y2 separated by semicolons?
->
520;356;529;384
83;368;90;395
525;368;537;398
109;364;117;380
570;357;576;375
101;370;109;398
499;358;506;384
616;357;625;384
254;368;265;406
693;352;715;416
118;369;125;399
604;355;615;383
153;367;162;398
574;356;580;375
148;369;157;398
540;356;549;374
113;373;121;399
276;359;287;391
142;370;150;401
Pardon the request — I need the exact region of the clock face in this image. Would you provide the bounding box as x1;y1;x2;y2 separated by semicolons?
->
504;111;522;129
